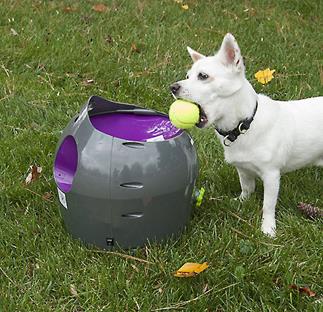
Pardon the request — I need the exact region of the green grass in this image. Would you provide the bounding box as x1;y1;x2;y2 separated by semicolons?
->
0;0;322;311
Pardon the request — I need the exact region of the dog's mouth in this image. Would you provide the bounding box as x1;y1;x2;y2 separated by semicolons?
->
196;105;208;128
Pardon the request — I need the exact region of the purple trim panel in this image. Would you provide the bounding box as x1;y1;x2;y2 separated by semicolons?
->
54;135;78;192
90;113;182;142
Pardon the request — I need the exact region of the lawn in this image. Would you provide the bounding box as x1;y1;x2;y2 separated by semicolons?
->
0;0;322;311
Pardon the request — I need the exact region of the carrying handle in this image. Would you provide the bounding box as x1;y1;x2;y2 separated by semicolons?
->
87;95;166;117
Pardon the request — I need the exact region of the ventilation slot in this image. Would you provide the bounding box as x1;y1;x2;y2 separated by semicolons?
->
122;142;145;149
120;182;143;189
121;212;144;219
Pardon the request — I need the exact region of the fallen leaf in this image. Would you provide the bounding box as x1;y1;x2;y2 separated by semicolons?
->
92;4;108;12
70;284;78;297
82;79;95;86
131;42;140;53
10;28;18;36
37;63;46;71
289;284;316;297
174;262;209;277
25;165;42;185
181;4;189;10
255;68;275;84
105;35;113;44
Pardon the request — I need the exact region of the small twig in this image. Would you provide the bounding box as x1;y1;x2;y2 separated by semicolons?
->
259;241;283;248
91;250;154;265
1;64;10;77
24;187;53;202
209;196;226;201
153;283;240;311
152;287;214;311
38;75;55;90
275;73;307;78
230;227;250;239
133;297;140;310
227;210;253;227
3;124;24;131
0;95;12;103
0;266;16;285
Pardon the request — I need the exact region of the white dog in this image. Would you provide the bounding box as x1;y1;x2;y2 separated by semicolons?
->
170;33;323;237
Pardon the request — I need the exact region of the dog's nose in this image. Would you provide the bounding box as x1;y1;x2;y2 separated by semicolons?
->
170;83;181;95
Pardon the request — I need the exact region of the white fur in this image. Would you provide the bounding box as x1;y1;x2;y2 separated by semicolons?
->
173;33;323;236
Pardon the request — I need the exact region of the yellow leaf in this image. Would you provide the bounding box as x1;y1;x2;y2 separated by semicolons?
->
181;4;189;10
174;262;209;277
254;68;275;84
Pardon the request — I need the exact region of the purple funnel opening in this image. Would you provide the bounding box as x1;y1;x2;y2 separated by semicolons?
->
54;135;78;192
89;113;182;142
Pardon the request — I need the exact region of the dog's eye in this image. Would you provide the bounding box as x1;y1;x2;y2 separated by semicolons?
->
198;72;209;80
186;74;189;79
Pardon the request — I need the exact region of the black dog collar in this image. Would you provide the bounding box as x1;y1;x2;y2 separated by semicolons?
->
215;101;258;146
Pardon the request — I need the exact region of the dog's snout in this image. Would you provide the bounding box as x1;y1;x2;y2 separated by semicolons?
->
170;83;181;95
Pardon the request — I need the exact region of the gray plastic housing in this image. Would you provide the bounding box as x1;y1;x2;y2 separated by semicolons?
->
54;96;198;249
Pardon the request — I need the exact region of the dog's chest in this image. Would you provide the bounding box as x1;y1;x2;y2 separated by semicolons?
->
223;145;264;175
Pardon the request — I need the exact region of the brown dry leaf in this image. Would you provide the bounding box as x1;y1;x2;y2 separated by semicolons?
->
42;192;53;202
105;35;113;44
289;284;316;297
82;79;95;86
25;165;42;185
92;4;108;12
70;284;78;297
131;42;140;53
174;262;209;277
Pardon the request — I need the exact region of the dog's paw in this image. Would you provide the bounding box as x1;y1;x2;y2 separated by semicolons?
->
235;192;250;202
239;192;249;202
261;220;276;237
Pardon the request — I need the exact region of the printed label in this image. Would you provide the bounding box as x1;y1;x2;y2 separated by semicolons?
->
146;135;164;142
57;188;68;209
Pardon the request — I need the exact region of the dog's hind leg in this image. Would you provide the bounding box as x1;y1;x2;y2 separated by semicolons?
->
237;167;256;201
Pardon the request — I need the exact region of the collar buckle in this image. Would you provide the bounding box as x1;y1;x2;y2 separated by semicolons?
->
216;100;258;146
238;123;248;134
223;135;233;147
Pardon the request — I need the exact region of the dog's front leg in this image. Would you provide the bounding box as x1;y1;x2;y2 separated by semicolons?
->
237;167;256;201
261;170;280;237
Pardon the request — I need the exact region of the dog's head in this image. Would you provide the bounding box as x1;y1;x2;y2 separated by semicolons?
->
170;33;246;128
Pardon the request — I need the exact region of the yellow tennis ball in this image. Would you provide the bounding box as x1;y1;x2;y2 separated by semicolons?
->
169;100;199;129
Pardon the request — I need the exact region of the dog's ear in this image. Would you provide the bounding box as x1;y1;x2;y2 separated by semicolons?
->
187;46;205;63
218;33;244;72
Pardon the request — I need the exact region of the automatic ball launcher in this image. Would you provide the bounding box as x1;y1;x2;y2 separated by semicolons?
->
53;96;200;249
